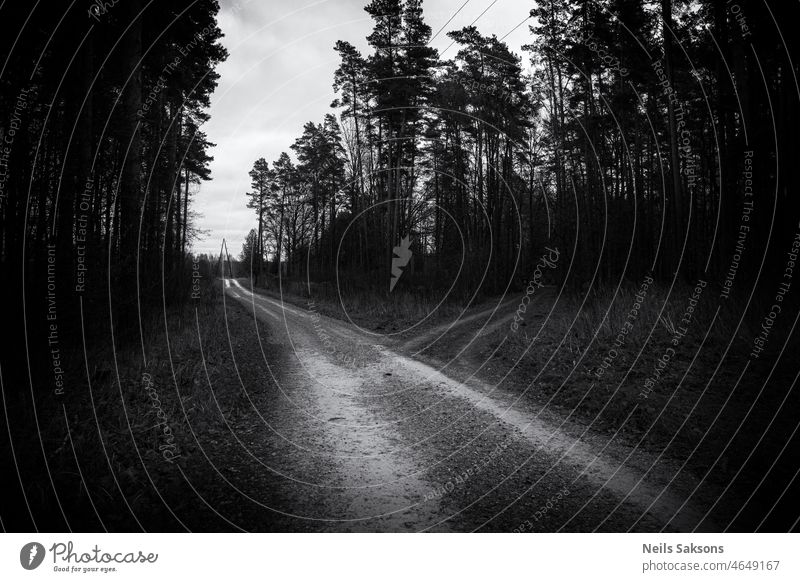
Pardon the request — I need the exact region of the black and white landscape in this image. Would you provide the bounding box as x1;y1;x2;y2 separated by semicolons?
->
1;0;799;533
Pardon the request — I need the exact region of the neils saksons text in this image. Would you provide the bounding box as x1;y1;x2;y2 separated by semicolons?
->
643;543;724;554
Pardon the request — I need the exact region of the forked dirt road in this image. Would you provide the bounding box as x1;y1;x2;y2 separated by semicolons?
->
222;279;723;532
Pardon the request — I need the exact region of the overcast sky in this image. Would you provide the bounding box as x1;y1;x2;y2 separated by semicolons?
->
193;0;534;256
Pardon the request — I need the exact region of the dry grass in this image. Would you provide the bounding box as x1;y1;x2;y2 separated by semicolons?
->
490;280;797;473
248;276;469;332
6;279;271;530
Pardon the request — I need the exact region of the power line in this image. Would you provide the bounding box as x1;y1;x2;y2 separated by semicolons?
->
439;0;500;58
499;12;533;43
429;0;472;43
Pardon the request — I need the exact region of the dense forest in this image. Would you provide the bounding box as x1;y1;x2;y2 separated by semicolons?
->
1;0;799;533
0;1;226;366
0;0;228;531
241;0;799;301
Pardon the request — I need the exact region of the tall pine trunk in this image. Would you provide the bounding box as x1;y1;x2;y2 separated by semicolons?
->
662;0;684;277
119;0;143;328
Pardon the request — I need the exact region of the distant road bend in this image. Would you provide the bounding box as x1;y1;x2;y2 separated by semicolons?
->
222;278;718;532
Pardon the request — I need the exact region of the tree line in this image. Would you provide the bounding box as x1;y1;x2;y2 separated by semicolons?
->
242;0;799;298
0;1;226;380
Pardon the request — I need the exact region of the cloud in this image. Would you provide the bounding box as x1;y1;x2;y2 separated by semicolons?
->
194;0;532;255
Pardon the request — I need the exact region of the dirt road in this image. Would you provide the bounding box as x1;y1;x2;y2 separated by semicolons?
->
220;279;720;532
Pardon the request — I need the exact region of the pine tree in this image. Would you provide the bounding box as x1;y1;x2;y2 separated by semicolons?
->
246;158;272;284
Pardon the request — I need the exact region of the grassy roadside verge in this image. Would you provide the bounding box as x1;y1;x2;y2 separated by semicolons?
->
487;282;800;524
1;279;285;531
